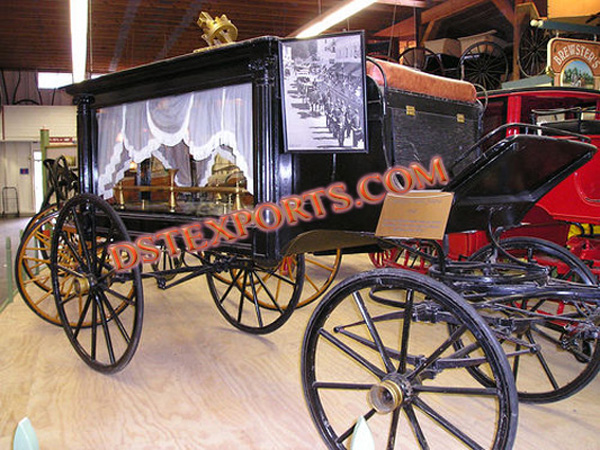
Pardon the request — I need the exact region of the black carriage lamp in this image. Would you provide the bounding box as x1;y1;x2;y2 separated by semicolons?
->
195;12;238;50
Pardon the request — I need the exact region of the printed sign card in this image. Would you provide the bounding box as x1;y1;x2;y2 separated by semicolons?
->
375;191;454;240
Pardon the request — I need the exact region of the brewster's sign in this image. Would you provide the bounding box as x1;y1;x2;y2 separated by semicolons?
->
548;38;600;89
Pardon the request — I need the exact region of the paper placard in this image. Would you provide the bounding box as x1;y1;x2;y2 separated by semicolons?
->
375;191;454;240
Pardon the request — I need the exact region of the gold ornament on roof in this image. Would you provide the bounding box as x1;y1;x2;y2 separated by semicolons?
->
196;12;238;50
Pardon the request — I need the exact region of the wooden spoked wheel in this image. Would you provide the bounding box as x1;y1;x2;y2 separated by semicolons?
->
467;237;600;403
302;269;518;449
518;26;551;78
368;240;439;274
205;252;305;334
292;250;342;308
50;194;143;373
459;41;509;91
16;208;66;325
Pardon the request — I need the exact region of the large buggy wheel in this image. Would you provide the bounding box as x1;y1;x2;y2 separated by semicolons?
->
459;41;509;91
468;237;600;403
302;269;518;449
205;251;305;334
50;193;143;373
16;207;64;325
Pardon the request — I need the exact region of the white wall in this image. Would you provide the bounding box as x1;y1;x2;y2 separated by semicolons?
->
0;105;77;216
0;141;35;215
2;105;76;141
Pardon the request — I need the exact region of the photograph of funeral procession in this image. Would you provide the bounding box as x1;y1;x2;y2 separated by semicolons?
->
280;33;367;152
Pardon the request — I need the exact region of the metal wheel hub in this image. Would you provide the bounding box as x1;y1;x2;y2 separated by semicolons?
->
368;374;413;414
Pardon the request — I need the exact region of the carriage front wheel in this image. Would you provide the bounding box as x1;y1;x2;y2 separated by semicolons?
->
50;193;143;373
302;269;518;449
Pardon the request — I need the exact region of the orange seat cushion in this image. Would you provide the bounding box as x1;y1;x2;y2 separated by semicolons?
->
367;59;477;103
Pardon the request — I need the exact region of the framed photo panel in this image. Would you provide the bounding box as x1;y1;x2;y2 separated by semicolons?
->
279;31;368;153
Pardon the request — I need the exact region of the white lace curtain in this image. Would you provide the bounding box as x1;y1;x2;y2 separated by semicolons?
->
96;83;253;198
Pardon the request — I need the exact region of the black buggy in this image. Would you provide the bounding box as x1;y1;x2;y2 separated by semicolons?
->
15;32;599;449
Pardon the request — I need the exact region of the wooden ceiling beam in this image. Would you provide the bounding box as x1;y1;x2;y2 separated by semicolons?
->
375;0;487;37
489;0;515;24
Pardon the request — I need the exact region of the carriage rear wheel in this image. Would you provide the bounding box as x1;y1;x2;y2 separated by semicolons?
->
302;269;518;449
205;252;305;334
468;237;600;403
16;207;65;325
298;250;342;308
50;193;143;373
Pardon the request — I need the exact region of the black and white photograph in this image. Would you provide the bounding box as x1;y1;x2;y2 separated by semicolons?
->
280;32;368;153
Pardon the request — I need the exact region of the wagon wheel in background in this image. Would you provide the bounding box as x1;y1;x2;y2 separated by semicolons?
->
368;240;440;274
459;41;509;91
399;46;444;76
205;252;305;334
50;193;143;373
468;237;600;403
302;269;518;449
518;26;551;77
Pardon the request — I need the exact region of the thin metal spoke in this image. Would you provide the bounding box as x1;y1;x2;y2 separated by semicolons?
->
68;290;93;340
319;328;386;378
90;291;98;360
217;268;244;304
353;291;396;373
59;230;88;271
399;288;414;373
336;409;377;445
404;404;429;449
237;270;248;323
412;385;499;396
101;286;136;306
254;268;285;313
71;206;94;271
412;397;484;450
97;289;132;344
312;381;372;390
408;325;467;381
387;408;401;450
96;290;117;365
527;329;560;390
248;271;264;328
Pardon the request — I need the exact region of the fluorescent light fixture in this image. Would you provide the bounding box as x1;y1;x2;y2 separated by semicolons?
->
70;0;89;83
295;0;376;38
38;72;74;89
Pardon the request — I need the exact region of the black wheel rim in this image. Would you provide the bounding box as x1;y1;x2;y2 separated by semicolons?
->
206;252;305;334
50;193;143;373
302;269;518;449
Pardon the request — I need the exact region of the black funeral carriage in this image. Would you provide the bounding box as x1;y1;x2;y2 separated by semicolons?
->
15;32;600;449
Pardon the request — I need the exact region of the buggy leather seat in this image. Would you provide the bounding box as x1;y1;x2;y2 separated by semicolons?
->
366;59;477;103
